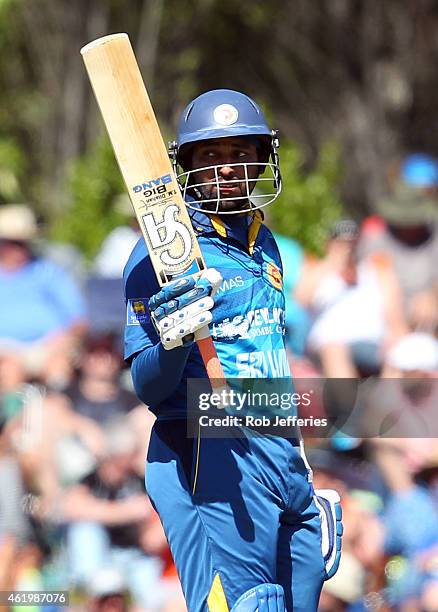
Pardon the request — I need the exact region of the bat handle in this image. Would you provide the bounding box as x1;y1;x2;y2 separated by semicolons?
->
195;325;226;388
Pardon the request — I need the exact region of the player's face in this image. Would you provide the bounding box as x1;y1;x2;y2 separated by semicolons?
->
190;137;260;213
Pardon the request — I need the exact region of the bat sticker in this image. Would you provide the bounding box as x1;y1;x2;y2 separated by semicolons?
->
141;203;194;270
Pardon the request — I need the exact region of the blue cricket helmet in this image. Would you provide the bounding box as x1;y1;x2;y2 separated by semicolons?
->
176;89;274;167
171;89;282;215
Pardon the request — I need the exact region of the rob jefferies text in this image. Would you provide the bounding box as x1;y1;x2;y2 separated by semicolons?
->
187;378;330;438
187;377;438;439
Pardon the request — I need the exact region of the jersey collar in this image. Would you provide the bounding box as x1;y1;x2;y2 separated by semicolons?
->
189;207;264;255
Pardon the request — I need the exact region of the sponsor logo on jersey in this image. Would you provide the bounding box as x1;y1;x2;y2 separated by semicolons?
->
127;298;149;326
216;275;244;294
213;104;239;126
236;348;290;377
212;307;285;340
265;262;283;289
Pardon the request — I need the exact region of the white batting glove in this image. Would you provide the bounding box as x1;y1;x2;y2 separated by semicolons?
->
148;268;222;350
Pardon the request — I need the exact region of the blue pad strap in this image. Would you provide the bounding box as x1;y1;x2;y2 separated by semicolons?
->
230;584;285;612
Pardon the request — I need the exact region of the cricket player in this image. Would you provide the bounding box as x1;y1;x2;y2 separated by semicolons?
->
124;90;342;611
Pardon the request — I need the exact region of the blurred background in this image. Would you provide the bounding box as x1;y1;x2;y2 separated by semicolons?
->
1;1;438;611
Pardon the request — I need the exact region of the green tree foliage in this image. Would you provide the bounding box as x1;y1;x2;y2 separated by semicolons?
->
51;138;125;260
0;137;25;201
2;0;438;252
267;140;344;255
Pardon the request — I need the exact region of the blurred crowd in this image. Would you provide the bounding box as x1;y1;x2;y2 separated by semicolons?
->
0;153;438;611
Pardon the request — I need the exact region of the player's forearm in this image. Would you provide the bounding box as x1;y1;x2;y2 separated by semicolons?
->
131;342;192;406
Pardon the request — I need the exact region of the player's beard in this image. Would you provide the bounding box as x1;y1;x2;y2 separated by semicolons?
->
195;176;255;214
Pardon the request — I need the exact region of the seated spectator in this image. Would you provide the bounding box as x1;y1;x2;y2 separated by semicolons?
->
0;204;87;390
363;332;438;441
370;436;438;610
320;552;366;611
66;333;140;426
2;384;104;513
86;567;129;612
308;448;384;570
360;153;438;333
62;419;162;611
365;332;438;609
0;421;35;590
295;220;407;377
64;333;150;478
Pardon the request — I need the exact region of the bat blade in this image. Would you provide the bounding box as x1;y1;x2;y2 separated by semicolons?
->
81;33;224;384
81;33;205;284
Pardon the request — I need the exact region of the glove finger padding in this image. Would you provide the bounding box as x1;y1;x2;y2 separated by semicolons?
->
149;269;222;350
159;300;214;349
314;488;343;580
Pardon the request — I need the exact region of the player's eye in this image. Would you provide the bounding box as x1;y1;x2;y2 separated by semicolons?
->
198;150;217;161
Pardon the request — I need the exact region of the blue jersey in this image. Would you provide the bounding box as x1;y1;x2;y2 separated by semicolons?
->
124;209;291;418
125;209;327;610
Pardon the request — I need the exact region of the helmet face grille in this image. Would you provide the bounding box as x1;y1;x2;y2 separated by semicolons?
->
176;160;282;215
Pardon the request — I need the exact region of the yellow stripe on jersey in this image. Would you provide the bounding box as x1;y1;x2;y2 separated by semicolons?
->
207;573;229;611
248;210;263;255
211;211;264;255
192;421;202;495
211;215;227;238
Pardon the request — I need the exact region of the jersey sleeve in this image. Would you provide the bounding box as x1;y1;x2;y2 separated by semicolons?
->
123;238;160;362
123;238;193;408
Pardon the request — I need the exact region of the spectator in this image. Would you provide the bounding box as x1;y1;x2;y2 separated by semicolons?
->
66;333;140;426
365;332;438;609
370;436;438;610
295;220;407;377
0;418;35;590
0;204;87;390
320;552;366;611
86;567;129;612
62;419;162;611
307;448;384;570
363;332;438;441
2;384;104;520
360;153;438;333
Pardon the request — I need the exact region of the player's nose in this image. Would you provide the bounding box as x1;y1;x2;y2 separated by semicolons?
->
218;164;236;179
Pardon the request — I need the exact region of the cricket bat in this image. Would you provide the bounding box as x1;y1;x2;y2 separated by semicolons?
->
81;33;224;384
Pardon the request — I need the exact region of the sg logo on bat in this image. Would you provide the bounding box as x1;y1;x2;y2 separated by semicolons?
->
141;202;194;269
